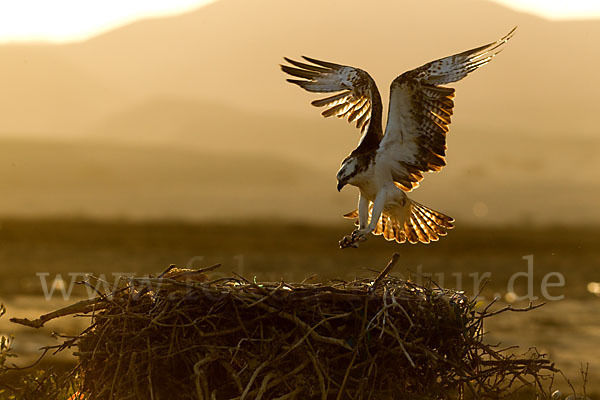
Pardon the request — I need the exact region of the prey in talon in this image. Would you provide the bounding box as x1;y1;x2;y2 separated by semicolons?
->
281;28;515;248
339;230;367;249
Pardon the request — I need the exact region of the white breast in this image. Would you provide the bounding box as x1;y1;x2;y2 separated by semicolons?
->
350;165;378;201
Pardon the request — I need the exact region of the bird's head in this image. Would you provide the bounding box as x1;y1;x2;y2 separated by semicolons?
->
336;157;359;192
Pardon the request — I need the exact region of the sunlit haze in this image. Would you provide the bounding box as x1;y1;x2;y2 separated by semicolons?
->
0;0;599;44
0;0;598;225
492;0;600;19
0;0;216;43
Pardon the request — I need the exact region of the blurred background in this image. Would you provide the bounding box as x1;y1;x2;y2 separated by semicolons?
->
0;0;598;224
0;0;598;393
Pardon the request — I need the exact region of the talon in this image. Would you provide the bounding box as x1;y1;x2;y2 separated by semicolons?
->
351;229;368;242
339;235;359;249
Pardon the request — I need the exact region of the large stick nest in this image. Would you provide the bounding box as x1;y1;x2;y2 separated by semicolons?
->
12;255;556;399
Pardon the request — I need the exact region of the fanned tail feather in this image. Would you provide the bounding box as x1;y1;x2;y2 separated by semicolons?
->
343;199;454;244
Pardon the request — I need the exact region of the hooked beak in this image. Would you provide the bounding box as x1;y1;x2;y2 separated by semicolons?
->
337;181;346;192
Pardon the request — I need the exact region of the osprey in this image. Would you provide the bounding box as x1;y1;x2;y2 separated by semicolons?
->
281;28;515;248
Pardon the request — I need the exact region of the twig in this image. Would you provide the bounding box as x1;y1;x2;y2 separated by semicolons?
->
273;387;303;400
279;311;353;359
371;253;400;293
10;297;108;328
219;359;244;394
255;372;275;400
157;264;177;278
240;360;268;400
256;302;352;350
308;351;327;400
479;302;544;318
336;347;358;400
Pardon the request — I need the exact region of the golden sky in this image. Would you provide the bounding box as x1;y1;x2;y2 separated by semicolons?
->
490;0;600;19
0;0;598;43
0;0;216;43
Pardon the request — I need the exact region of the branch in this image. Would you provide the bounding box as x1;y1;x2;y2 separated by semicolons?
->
371;253;400;293
10;297;107;329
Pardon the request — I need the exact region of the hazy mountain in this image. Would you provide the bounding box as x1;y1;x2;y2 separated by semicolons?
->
0;136;597;224
0;138;351;221
1;0;599;138
0;46;128;135
88;97;359;168
0;0;598;223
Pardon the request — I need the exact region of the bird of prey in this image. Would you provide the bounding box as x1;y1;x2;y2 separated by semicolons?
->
281;28;515;248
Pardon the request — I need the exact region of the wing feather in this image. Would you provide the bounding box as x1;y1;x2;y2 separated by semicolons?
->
281;56;383;145
376;28;515;191
310;91;352;107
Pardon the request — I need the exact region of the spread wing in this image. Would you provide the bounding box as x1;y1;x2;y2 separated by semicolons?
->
377;27;516;191
281;56;383;146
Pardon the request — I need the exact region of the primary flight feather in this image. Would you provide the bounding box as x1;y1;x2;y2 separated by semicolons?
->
281;28;515;248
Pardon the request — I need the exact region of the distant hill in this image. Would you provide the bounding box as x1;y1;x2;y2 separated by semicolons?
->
0;138;349;221
0;0;599;223
0;137;598;224
1;0;599;139
89;97;359;168
0;46;127;135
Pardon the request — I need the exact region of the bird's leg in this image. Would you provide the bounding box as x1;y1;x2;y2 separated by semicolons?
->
350;193;369;236
357;193;369;230
351;189;386;243
341;194;369;249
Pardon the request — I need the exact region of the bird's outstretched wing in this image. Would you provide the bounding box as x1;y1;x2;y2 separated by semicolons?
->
377;27;516;191
281;57;383;146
